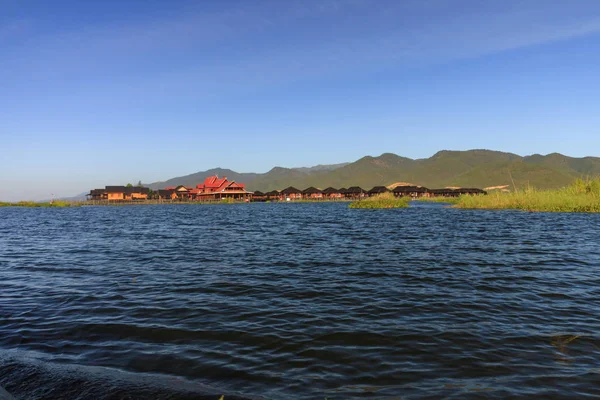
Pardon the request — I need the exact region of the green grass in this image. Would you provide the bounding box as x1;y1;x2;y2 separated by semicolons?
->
414;196;460;205
348;192;410;209
455;177;600;212
0;200;77;207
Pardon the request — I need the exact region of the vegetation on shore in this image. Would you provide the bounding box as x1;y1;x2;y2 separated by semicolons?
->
414;196;460;205
349;192;410;209
0;200;77;208
455;177;600;212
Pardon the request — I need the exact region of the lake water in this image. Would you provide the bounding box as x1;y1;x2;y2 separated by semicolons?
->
1;202;599;399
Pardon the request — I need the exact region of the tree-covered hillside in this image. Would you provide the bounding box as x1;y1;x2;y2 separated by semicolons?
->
147;150;600;191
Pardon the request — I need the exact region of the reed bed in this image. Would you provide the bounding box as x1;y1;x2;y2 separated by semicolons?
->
349;192;410;209
414;196;460;204
455;178;600;213
0;200;76;207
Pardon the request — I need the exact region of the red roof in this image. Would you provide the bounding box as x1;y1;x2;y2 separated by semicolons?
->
203;176;228;188
188;176;248;194
165;186;176;190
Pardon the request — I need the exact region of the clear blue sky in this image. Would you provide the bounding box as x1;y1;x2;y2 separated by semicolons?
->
1;0;600;201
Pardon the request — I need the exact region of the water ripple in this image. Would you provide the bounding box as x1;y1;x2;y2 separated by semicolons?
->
1;203;599;399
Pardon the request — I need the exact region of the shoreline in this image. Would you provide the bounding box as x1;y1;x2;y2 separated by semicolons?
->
0;199;354;207
2;199;599;213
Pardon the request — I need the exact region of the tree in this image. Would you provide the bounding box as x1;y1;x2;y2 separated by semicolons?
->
137;180;142;187
126;183;133;187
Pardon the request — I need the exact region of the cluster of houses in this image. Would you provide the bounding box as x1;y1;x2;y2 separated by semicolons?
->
88;175;252;201
88;175;486;202
252;185;486;201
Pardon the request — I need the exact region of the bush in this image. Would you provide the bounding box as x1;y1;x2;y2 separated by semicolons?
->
455;177;600;212
349;192;410;209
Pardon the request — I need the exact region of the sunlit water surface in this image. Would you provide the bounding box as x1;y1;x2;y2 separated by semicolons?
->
1;203;599;399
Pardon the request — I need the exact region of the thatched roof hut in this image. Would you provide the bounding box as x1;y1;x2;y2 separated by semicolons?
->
302;187;323;195
281;186;302;195
368;186;389;195
455;188;487;195
157;189;175;199
393;186;428;194
345;186;366;194
429;188;458;197
322;187;340;195
105;186;127;193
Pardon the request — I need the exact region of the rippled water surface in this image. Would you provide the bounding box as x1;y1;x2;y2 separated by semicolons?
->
1;203;600;399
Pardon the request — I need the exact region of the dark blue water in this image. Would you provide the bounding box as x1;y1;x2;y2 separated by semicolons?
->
1;203;599;399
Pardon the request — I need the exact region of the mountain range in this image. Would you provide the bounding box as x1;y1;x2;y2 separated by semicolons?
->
147;150;600;192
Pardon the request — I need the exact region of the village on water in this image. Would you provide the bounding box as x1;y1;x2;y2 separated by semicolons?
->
87;175;487;203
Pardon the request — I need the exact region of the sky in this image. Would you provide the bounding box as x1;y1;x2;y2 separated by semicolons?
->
1;0;600;201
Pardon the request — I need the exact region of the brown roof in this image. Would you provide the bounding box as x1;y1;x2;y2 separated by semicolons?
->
302;187;323;194
105;186;127;193
281;186;302;195
393;186;428;193
346;186;366;193
368;186;389;194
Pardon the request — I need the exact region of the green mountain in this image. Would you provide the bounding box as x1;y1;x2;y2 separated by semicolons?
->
291;162;349;173
146;164;348;190
148;150;600;192
147;168;260;190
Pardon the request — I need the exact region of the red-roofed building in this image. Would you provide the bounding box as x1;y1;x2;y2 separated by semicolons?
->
159;176;253;201
194;176;252;200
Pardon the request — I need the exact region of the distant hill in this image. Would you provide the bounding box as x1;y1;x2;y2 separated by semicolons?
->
291;162;349;173
147;168;260;190
146;163;348;190
147;150;600;192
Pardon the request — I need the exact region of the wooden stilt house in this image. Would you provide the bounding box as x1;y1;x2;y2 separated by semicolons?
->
252;191;266;201
345;186;367;199
367;186;390;196
265;190;280;201
280;186;303;200
322;187;343;199
393;186;429;198
302;187;323;199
